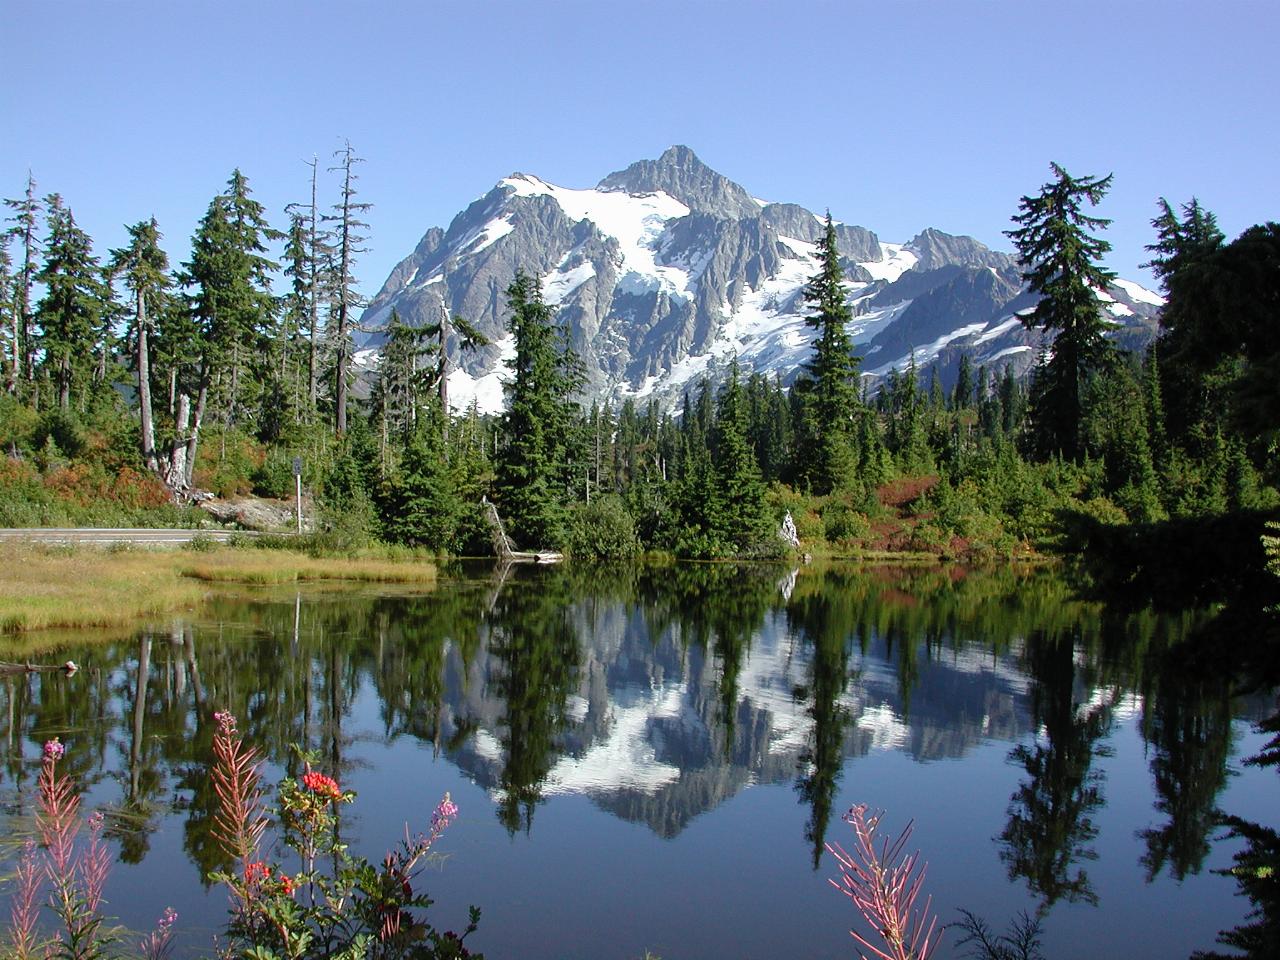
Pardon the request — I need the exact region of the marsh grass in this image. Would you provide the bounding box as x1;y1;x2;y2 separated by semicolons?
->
0;544;435;636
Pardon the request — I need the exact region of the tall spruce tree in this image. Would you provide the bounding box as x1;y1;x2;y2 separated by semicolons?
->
1006;163;1116;460
109;218;172;472
495;271;580;548
36;195;106;410
796;213;862;492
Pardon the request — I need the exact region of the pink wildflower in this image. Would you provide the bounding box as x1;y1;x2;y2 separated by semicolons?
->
431;793;458;830
212;710;237;735
43;737;65;762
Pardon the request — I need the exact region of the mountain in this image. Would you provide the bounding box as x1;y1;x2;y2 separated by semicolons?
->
358;146;1163;412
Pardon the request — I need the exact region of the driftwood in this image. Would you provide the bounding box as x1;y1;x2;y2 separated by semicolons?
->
481;498;564;564
1;660;78;676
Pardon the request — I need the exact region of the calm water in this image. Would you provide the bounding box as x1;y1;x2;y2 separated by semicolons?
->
1;562;1276;959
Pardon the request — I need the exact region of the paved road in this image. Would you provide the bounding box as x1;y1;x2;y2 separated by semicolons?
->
0;528;277;546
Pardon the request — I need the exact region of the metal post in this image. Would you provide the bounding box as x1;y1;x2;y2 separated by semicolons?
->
293;456;303;534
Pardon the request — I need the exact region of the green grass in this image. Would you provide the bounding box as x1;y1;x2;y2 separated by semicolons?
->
0;543;436;637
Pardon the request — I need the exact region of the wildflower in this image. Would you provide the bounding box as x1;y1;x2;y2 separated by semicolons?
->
279;874;295;897
158;907;178;929
243;861;271;885
213;710;237;735
43;737;65;762
431;793;459;830
301;770;342;801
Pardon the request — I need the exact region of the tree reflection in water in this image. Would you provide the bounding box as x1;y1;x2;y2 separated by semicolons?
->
0;561;1274;959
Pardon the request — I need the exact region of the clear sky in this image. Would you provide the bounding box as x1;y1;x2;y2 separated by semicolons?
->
4;0;1277;297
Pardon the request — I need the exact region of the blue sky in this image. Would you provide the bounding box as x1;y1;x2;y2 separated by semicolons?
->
4;0;1277;296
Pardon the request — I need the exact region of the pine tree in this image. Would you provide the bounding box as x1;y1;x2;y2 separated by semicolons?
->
36;195;106;410
109;218;172;471
1005;163;1116;460
796;213;862;491
324;142;371;437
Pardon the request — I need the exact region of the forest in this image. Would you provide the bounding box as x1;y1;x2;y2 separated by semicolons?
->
1;154;1278;573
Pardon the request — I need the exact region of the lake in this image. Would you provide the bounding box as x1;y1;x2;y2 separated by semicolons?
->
1;561;1276;959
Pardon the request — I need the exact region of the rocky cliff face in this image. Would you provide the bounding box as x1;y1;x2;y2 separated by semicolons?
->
358;146;1163;411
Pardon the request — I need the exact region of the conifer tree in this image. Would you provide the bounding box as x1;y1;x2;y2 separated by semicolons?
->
495;271;580;548
36;194;106;410
5;172;40;394
711;360;771;551
0;235;13;393
1006;163;1116;460
325;142;370;437
285;157;331;415
1144;198;1228;455
181;170;278;484
953;353;974;411
796;213;862;491
109;218;172;471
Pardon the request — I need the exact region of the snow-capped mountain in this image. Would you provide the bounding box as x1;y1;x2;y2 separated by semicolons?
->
359;146;1163;413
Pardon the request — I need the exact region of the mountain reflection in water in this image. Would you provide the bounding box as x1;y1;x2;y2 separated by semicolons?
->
0;561;1275;960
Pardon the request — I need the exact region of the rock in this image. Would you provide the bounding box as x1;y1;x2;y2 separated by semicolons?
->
199;496;298;531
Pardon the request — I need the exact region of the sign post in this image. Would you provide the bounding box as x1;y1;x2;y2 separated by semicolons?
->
292;457;303;534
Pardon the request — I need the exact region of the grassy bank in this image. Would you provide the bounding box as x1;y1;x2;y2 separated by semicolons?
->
0;543;437;636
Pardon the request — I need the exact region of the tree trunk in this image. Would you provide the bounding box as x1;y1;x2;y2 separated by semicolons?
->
439;305;451;443
184;366;208;489
136;294;157;471
168;392;190;490
336;323;348;436
307;158;320;415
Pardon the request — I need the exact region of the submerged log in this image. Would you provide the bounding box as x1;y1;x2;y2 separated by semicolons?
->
0;660;78;676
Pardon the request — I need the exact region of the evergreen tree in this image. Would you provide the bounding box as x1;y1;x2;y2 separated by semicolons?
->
324;142;370;437
495;271;580;548
180;170;278;485
796;213;862;492
373;307;432;442
0;235;13;394
1006;163;1116;460
953;353;974;411
109;218;172;471
284;157;332;416
1144;197;1227;456
36;195;106;410
5;172;40;394
710;360;771;551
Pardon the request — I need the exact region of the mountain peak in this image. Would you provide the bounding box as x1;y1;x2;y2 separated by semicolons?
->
597;145;760;220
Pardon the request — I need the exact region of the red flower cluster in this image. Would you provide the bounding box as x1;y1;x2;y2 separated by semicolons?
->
243;861;271;885
301;770;342;801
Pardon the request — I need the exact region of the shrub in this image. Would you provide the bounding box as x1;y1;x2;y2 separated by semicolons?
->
251;449;298;500
567;495;641;559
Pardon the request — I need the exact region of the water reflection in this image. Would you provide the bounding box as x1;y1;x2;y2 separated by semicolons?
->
0;561;1275;958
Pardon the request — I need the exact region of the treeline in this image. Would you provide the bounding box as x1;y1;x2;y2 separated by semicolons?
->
0;160;1276;557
